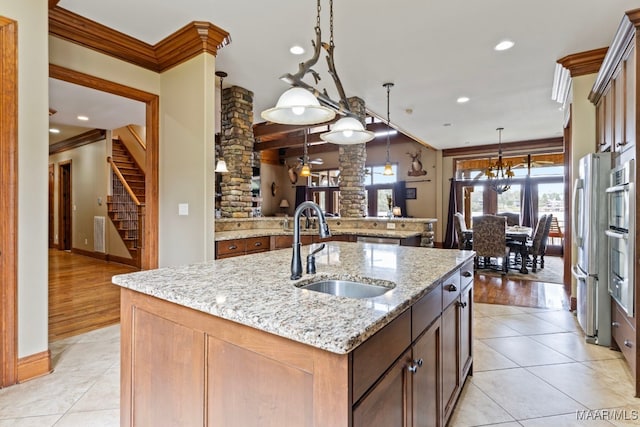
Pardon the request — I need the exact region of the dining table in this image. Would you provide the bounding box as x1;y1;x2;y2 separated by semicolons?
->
462;225;533;274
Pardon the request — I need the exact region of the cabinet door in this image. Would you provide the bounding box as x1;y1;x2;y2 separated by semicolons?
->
625;46;636;150
441;301;460;422
614;65;626;151
596;99;606;151
460;285;473;379
603;87;614;152
353;348;412;427
412;318;442;427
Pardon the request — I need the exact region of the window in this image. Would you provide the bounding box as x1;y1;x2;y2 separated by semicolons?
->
366;164;398;185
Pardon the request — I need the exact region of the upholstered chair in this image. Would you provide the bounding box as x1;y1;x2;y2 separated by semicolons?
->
472;215;508;273
497;212;520;226
454;212;472;250
527;215;549;272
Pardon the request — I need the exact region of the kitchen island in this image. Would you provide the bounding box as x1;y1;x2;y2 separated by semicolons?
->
113;242;474;426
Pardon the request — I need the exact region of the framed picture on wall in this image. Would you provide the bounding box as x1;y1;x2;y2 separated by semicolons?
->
406;187;417;199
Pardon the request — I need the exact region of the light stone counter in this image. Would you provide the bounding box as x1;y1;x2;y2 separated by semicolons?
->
113;242;473;354
215;228;421;241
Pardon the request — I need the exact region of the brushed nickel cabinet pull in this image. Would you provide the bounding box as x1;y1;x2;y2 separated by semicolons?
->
612;321;620;328
254;242;262;247
446;284;457;292
462;271;472;278
624;340;633;348
228;245;237;250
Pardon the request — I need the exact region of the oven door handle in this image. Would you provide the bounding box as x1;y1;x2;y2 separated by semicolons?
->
605;229;628;240
605;184;629;193
571;265;589;281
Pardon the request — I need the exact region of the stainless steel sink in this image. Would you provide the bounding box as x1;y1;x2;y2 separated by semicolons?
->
297;279;394;299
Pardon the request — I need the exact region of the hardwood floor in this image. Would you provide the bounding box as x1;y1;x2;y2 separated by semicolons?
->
48;249;137;342
473;272;570;310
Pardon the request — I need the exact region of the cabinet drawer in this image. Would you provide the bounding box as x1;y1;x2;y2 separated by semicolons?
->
352;309;411;404
442;270;461;309
412;286;442;341
460;260;474;290
246;236;270;253
612;301;637;376
216;239;246;256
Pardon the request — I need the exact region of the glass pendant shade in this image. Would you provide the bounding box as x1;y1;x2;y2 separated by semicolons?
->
383;162;394;176
299;163;311;177
214;159;229;173
261;87;335;125
320;117;375;144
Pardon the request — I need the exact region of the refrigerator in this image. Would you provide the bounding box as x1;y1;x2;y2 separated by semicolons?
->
571;152;611;346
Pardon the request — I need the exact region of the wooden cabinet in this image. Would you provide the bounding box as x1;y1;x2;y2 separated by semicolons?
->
215;236;270;259
120;263;473;426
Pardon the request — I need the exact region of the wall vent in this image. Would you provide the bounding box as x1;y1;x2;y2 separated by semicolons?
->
94;216;106;253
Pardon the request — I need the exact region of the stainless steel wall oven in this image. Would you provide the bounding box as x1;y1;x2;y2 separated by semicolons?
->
606;159;635;317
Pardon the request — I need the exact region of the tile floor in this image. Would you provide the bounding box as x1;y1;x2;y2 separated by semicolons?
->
0;303;638;426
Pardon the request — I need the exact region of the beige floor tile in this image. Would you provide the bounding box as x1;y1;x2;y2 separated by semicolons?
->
472;368;587;419
51;338;119;375
475;303;529;318
473;339;518;372
527;363;638;410
474;317;521;339
74;324;120;344
530;310;581;332
493;313;568;335
482;336;573;367
582;359;636;390
0;416;62;427
54;409;119;427
68;366;120;413
448;382;515;426
530;332;623;362
520;412;616;426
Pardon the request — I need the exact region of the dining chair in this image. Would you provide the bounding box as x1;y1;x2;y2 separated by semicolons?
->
454;212;472;250
472;214;508;273
539;213;554;269
526;214;549;272
497;212;520;226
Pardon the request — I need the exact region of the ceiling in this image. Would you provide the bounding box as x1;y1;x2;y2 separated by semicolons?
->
53;0;640;150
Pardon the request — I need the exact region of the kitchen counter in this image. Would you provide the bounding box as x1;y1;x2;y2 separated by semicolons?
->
113;242;473;354
214;227;422;241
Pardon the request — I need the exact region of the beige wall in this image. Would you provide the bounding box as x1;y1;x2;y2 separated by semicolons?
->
159;54;216;266
3;0;50;358
49;139;131;259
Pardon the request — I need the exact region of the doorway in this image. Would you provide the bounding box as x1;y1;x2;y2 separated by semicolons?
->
58;161;72;251
48;163;54;248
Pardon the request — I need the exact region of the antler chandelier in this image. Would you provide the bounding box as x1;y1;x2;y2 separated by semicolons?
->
485;127;514;194
260;0;374;144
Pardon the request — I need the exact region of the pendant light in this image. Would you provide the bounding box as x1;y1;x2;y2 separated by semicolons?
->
261;0;372;145
382;82;394;176
485;127;514;193
299;129;311;177
214;71;229;173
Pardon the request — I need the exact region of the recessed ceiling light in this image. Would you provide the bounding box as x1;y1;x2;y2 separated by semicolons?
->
49;128;60;134
77;115;89;121
443;123;452;127
289;45;305;55
457;96;470;103
494;40;514;51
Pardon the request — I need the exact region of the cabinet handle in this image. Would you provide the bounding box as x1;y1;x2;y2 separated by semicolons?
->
445;284;457;292
407;364;419;374
462;271;472;278
228;245;237;250
616;141;628;147
612;321;620;328
414;358;424;367
457;301;468;308
624;340;633;348
254;242;262;247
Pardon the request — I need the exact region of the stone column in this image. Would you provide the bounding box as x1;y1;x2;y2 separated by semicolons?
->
339;97;368;217
220;86;255;218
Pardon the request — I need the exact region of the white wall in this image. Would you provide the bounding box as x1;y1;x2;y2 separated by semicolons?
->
1;0;49;358
159;54;216;266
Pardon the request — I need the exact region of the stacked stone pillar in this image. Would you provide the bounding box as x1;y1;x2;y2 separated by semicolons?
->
339;97;368;217
219;86;255;218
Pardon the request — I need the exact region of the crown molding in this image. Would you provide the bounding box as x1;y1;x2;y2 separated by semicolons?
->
556;47;608;78
49;7;230;73
589;9;640;103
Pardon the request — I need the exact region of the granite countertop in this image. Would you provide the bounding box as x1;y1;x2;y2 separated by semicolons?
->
215;228;422;241
113;242;474;354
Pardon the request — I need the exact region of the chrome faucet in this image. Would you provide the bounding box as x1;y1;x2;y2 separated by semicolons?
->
291;201;330;280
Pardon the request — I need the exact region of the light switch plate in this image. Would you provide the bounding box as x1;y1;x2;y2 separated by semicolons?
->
178;203;189;216
386;222;396;229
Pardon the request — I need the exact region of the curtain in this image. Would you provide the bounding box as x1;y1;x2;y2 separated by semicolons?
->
394;181;407;217
443;179;458;249
521;176;535;228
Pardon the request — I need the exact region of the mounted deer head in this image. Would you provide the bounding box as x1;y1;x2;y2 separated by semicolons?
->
407;150;427;176
286;162;299;184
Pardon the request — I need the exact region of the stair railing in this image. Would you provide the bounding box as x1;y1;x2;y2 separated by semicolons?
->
107;156;143;256
126;125;146;150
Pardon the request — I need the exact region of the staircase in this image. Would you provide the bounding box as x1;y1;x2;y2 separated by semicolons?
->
107;138;145;267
